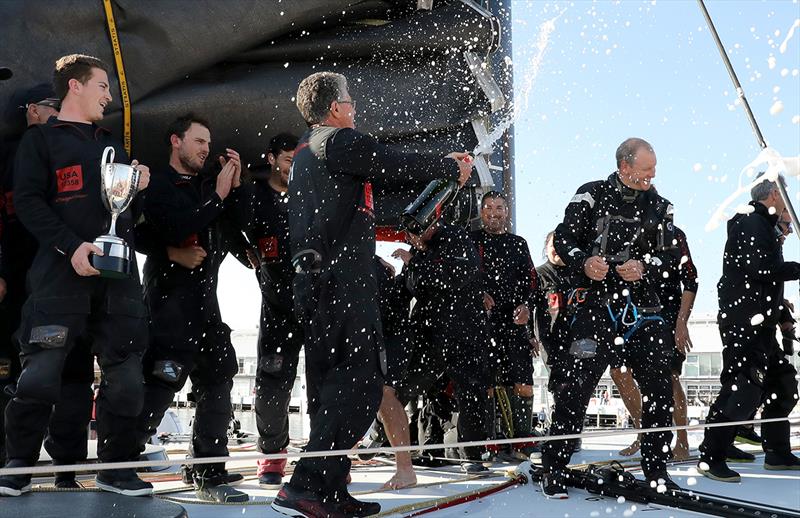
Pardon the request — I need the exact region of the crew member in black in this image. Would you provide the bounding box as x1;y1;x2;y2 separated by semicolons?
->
272;71;472;518
230;132;300;488
610;223;699;460
470;191;538;457
391;219;494;472
728;209;796;452
0;84;97;488
0;54;152;497
698;173;800;483
540;137;679;499
532;231;572;406
132;114;249;503
371;254;424;489
0;85;60;458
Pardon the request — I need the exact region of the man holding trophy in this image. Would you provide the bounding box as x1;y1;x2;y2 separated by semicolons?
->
0;54;152;497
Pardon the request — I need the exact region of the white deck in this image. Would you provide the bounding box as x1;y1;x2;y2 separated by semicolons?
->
138;430;800;517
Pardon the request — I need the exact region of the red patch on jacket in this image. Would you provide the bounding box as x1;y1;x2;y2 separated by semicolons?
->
364;182;374;211
55;165;83;193
258;236;279;259
180;234;199;248
358;181;375;217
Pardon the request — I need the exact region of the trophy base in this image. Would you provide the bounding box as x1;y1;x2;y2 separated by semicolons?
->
91;236;132;279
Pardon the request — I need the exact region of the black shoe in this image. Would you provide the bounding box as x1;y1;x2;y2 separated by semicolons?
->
54;471;82;489
734;427;762;446
646;471;681;493
540;471;569;499
0;460;32;497
259;471;283;489
182;465;244;486
335;492;381;517
726;444;756;463
96;469;153;496
461;461;489;473
697;460;740;483
764;452;800;471
195;480;249;503
272;484;342;518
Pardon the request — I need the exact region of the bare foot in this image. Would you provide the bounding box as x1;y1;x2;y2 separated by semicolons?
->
672;442;690;461
618;440;640;457
382;469;417;490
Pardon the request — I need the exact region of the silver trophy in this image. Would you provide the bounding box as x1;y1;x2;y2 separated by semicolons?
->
91;146;140;278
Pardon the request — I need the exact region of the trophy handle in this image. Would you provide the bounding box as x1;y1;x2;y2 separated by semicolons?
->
101;146;115;169
130;165;141;197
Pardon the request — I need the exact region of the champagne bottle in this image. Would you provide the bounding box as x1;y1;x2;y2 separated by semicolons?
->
399;178;459;235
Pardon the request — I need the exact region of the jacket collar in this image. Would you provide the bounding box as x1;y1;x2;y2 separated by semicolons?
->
750;200;779;225
49;116;111;140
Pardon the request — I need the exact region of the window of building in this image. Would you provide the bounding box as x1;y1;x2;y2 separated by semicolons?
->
686;383;721;405
685;354;699;377
594;384;610;399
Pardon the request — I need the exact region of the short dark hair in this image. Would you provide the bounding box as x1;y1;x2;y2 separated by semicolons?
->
296;72;347;126
481;190;507;208
615;137;654;169
543;231;555;259
53;54;109;101
164;113;211;149
268;132;298;157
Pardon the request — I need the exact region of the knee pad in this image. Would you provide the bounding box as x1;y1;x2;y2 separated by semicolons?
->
569;338;598;359
25;325;69;351
101;355;144;417
151;359;189;391
721;371;763;421
15;344;67;404
257;353;297;392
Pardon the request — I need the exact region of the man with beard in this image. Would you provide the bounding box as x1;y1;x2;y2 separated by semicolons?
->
698;173;800;482
540;137;679;498
272;71;472;518
230;132;300;488
470;191;538;458
0;54;151;496
131;114;249;503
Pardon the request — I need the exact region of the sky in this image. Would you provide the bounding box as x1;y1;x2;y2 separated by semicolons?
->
511;0;800;317
211;0;800;331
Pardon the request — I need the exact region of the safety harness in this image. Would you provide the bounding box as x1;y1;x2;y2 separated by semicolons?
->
606;292;663;342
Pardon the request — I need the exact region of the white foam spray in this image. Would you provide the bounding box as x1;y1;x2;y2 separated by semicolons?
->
779;18;800;54
705;147;800;232
472;11;563;156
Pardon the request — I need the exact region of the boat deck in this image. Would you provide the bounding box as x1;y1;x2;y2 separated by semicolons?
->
8;430;800;517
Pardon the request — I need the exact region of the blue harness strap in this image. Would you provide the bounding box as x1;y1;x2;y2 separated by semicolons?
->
607;293;663;342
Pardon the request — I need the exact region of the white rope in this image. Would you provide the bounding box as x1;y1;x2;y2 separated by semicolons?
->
1;415;797;476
